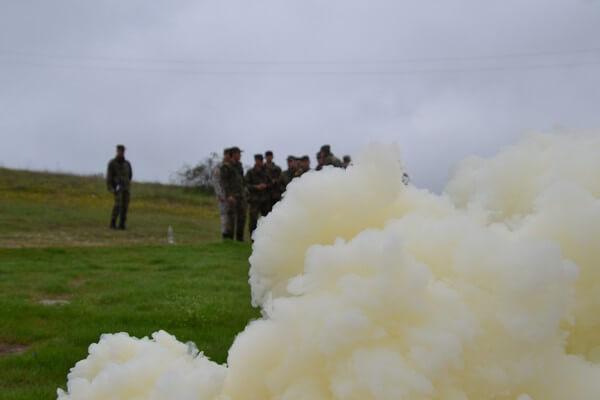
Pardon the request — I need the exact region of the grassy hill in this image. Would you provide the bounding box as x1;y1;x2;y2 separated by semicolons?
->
0;168;259;399
0;168;222;247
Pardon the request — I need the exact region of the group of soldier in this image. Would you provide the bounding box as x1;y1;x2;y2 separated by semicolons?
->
213;145;351;241
104;143;351;238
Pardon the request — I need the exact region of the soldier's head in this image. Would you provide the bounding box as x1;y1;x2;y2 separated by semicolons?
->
343;155;351;168
286;155;296;169
254;154;264;169
116;144;125;158
223;147;231;162
300;155;310;170
230;146;242;162
320;145;331;156
265;150;274;164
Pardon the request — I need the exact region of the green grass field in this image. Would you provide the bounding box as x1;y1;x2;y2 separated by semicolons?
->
0;169;259;399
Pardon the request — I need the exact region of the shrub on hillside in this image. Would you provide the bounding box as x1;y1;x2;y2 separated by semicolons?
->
170;153;220;193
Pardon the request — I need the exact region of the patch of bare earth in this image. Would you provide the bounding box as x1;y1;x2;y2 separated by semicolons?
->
68;277;86;288
0;343;28;356
38;299;70;306
0;231;166;248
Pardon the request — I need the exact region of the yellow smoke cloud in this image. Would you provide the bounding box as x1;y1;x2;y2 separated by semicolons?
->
58;133;600;400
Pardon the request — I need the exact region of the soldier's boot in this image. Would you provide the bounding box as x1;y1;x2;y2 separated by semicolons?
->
118;218;127;230
235;235;244;242
110;218;117;230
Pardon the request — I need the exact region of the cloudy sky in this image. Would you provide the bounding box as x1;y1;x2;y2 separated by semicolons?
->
1;0;599;191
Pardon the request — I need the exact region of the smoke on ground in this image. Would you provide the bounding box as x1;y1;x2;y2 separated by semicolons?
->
58;132;600;399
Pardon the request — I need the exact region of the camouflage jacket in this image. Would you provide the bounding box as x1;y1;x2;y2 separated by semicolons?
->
279;168;296;191
296;167;310;177
322;154;343;168
106;157;133;191
265;163;282;199
245;167;270;204
220;162;245;198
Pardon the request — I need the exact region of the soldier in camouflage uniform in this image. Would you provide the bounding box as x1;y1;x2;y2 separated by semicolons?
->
297;155;311;176
106;144;133;230
343;155;352;168
220;147;246;241
264;150;282;211
318;145;343;169
279;155;297;192
245;154;271;237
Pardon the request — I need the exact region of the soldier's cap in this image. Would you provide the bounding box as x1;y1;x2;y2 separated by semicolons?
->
230;146;243;153
343;155;351;162
301;155;310;161
254;154;263;160
287;155;295;161
265;150;273;157
116;144;126;151
223;147;232;154
320;144;331;154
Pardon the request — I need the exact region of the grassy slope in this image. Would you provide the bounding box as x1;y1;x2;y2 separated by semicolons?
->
0;169;259;399
0;168;222;247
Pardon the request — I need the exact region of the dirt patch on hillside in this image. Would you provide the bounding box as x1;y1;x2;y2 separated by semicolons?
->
0;343;28;356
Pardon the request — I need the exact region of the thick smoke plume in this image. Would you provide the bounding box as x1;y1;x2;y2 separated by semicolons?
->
58;132;600;399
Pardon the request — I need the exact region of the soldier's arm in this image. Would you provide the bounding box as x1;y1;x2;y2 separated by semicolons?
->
128;161;133;180
106;162;114;191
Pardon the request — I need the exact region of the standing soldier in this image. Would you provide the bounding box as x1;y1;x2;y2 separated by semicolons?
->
245;154;271;237
343;155;352;168
220;147;246;241
212;148;230;239
279;155;297;191
106;144;133;230
264;150;282;211
298;155;311;175
402;172;411;186
319;145;344;168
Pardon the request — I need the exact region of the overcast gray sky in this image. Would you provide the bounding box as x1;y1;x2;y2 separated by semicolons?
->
1;0;599;192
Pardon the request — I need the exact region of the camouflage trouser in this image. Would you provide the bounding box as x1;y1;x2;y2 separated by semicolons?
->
224;197;247;241
111;190;130;225
248;201;270;238
217;200;228;234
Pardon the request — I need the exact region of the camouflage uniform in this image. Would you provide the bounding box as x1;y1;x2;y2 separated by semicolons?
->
220;161;246;241
322;154;343;168
279;167;296;192
296;166;310;177
106;156;133;229
245;166;271;236
264;162;282;210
